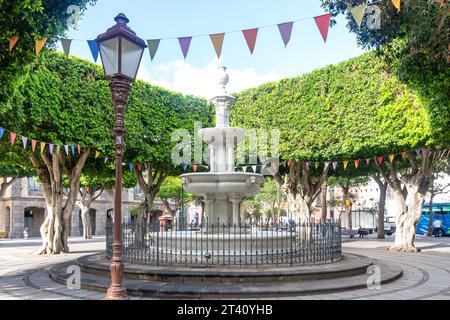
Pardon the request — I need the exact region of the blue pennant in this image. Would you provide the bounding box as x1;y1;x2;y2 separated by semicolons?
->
0;127;4;140
70;145;75;156
87;40;99;62
183;163;189;170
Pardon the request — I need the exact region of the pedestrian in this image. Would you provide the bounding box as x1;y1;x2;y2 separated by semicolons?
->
433;217;443;237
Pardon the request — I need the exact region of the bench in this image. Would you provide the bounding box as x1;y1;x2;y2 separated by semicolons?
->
358;229;369;238
341;228;358;238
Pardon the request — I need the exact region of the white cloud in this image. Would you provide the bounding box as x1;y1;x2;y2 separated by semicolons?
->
137;60;282;99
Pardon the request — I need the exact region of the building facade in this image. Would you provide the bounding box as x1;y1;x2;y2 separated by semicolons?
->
0;177;164;238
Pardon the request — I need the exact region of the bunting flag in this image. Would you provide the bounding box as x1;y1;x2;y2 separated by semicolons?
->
183;163;189;170
389;154;395;163
365;158;371;166
147;39;160;61
324;161;330;169
242;28;258;54
10;132;16;145
49;143;54;155
252;165;257;173
242;166;247;172
209;33;225;59
9;36;19;54
40;142;45;153
343;160;349;169
31;140;37;152
315;162;320;169
64;145;69;156
401;151;407;158
137;163;141;171
0;127;4;139
71;145;75;156
332;161;337;170
95;151;100;159
193;164;198;172
21;136;28;149
35;37;47;55
129;163;133;172
277;22;294;47
415;149;421;156
178;37;192;60
77;144;81;154
314;13;331;43
377;156;384;165
87;40;99;62
61;39;72;57
305;162;310;170
354;159;360;169
349;5;367;28
391;0;401;12
104;157;109;164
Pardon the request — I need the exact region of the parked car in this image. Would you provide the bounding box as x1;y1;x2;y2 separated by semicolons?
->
384;216;396;235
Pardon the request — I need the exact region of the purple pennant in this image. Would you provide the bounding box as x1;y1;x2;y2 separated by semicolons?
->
64;145;69;156
70;145;75;156
183;163;189;170
21;136;28;149
49;143;54;155
0;127;4;139
415;149;421;156
277;21;294;47
178;37;192;60
332;161;338;170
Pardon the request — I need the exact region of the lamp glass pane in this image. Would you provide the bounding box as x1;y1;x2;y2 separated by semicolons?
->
99;38;119;76
121;38;144;79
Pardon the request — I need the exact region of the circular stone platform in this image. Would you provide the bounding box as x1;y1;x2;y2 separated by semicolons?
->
49;252;402;298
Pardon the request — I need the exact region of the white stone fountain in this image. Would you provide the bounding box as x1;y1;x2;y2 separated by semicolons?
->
181;67;264;226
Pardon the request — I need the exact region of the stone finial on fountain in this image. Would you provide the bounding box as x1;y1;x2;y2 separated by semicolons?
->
217;66;229;95
210;66;236;127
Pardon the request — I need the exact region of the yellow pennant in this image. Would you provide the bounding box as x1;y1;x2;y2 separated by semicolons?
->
349;4;367;28
391;0;401;12
343;160;349;169
40;142;46;153
389;154;395;162
95;151;100;159
9;36;19;54
35;37;47;55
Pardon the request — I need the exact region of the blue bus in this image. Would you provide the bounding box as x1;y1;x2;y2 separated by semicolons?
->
416;202;450;236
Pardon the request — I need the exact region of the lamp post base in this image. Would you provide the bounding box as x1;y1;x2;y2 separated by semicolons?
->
104;285;129;300
104;241;129;300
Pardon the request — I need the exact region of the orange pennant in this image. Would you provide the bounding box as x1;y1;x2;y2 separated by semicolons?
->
31;140;37;152
35;37;47;55
209;33;225;59
9;36;19;54
401;151;407;158
389;154;395;162
77;144;81;154
354;159;359;169
287;160;293;168
137;164;141;171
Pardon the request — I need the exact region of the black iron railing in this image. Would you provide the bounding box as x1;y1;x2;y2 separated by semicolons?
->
106;218;341;267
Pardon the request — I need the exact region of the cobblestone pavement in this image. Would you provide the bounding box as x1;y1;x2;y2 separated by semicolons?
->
0;235;449;300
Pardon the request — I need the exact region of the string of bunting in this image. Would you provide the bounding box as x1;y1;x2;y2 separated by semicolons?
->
6;0;407;62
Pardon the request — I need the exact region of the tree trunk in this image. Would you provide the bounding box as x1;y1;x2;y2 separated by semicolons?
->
427;195;434;236
76;188;94;240
373;175;388;239
30;148;91;255
162;199;176;215
321;181;327;221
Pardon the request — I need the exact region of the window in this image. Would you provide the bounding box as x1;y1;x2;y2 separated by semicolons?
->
133;186;142;200
24;210;34;228
28;177;42;196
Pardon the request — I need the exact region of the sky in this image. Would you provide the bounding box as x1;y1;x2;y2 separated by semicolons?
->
59;0;366;98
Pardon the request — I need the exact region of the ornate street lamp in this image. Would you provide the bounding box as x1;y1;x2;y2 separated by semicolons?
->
96;13;147;300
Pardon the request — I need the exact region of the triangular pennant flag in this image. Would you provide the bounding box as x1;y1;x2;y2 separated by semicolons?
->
61;39;72;57
0;127;4;139
389;154;395;163
314;13;332;43
391;0;401;12
70;145;75;156
354;159;360;169
332;161;337;170
242;166;247;172
137;163;141;172
315;162;320;169
147;39;160;61
343;160;349;169
10;132;16;145
324;161;330;169
193;164;198;172
377;156;384;165
277;22;294;47
95;151;100;159
183;163;189;170
349;5;367;28
88;40;99;62
252;165;257;173
242;28;258;54
178;37;192;60
64;145;69;156
129;163;133;172
49;144;54;155
104;157;109;164
9;36;19;54
21;136;28;149
77;144;81;154
40;142;46;153
365;158;371;166
305;162;310;170
209;33;225;59
415;149;421;156
287;160;292;168
56;145;60;155
31;140;37;152
401;151;407;158
35;37;47;55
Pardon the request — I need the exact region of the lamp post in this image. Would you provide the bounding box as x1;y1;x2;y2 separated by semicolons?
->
96;13;147;300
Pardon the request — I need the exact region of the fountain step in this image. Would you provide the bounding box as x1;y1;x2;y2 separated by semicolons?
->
49;256;401;298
